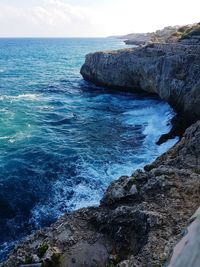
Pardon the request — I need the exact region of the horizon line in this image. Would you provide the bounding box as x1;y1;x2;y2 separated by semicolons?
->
0;36;114;39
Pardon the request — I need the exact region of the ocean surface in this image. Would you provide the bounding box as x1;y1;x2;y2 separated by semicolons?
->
0;38;177;261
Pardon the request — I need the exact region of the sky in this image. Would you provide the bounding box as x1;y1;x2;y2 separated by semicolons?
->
0;0;199;37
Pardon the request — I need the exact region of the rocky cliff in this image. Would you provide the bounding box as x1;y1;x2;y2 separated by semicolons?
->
81;42;200;125
2;120;200;266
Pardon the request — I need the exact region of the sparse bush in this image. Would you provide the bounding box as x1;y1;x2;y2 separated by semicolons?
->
37;244;49;258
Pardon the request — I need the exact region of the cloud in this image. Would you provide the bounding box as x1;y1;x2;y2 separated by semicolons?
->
0;0;98;37
0;0;200;37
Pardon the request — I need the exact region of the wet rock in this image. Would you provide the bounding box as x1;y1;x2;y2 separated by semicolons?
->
156;115;187;145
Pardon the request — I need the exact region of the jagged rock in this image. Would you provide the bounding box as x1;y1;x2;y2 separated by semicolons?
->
100;176;138;206
147;121;200;171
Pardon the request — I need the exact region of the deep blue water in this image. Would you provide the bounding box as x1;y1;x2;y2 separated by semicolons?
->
0;38;177;261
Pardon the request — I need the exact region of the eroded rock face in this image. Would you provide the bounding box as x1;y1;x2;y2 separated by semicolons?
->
2;121;200;267
80;43;200;123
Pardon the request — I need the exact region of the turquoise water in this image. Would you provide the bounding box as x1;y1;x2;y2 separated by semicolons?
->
0;38;177;260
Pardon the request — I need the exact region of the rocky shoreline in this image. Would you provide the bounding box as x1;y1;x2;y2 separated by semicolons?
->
81;30;200;144
80;42;200;125
2;25;200;267
3;121;200;267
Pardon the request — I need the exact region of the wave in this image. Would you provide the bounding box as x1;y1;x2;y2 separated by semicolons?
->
0;94;42;101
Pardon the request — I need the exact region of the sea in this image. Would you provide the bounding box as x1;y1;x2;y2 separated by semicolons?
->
0;38;177;261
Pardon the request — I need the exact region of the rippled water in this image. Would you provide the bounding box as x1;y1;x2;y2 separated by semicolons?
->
0;38;177;261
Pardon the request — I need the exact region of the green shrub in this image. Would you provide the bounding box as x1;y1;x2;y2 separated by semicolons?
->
37;244;49;258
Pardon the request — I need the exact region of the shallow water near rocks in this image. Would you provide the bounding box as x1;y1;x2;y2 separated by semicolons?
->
0;38;177;261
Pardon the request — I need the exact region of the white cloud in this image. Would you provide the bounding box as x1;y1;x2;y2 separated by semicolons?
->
0;0;98;37
0;0;200;37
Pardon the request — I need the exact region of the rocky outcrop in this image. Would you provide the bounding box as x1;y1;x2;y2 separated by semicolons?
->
80;42;200;124
3;121;200;267
117;26;181;45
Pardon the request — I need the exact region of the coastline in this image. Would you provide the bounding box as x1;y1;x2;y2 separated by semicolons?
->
3;120;200;267
80;43;200;125
2;29;200;266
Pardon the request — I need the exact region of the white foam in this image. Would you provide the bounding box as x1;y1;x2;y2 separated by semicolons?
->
139;104;178;160
30;100;179;229
0;94;42;101
0;136;10;140
0;68;7;73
